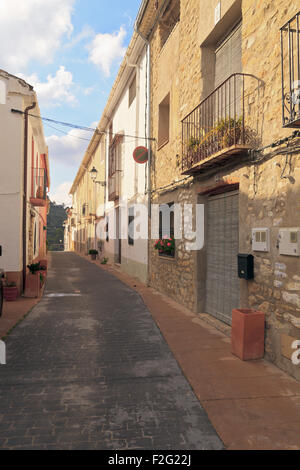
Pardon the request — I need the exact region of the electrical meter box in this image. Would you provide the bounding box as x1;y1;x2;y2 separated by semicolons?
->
279;228;300;256
252;228;270;252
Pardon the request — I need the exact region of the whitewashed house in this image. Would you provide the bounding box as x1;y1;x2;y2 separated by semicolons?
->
0;70;50;294
69;32;150;284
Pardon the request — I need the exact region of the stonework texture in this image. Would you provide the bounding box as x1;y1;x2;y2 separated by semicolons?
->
149;0;300;380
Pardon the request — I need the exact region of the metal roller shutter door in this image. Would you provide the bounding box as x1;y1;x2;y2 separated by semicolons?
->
205;191;239;325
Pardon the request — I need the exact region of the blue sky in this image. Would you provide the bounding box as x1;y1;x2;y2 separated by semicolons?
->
0;0;141;204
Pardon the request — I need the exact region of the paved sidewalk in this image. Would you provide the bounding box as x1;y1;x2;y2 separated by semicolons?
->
0;252;222;450
0;296;40;340
86;253;300;450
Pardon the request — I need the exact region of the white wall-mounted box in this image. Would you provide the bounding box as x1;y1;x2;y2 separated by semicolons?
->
252;228;270;252
279;228;300;256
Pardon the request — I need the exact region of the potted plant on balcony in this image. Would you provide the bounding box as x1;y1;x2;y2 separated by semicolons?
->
214;117;243;148
25;262;41;298
154;236;175;257
3;280;18;301
88;249;98;260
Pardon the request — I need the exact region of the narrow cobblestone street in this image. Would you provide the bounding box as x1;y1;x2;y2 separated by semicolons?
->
0;252;223;450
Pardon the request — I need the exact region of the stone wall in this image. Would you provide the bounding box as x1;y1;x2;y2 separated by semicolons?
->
149;0;300;379
150;184;198;312
149;0;202;312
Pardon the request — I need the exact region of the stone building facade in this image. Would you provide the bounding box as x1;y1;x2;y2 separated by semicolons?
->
69;131;106;256
134;0;300;379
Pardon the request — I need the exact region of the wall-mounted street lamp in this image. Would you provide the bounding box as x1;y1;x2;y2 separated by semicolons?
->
90;167;106;186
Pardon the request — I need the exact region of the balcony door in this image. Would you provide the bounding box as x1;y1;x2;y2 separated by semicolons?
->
215;22;242;122
116;206;121;264
215;22;242;88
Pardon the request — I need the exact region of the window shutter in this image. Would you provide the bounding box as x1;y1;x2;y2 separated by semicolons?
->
215;22;242;88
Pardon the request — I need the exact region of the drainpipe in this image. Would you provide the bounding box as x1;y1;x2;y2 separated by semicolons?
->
22;101;36;292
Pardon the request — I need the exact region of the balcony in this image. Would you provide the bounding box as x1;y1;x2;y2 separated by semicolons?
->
30;168;47;207
281;11;300;128
182;73;260;174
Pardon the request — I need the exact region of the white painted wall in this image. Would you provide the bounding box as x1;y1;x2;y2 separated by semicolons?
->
0;72;47;273
0;78;24;272
102;46;149;276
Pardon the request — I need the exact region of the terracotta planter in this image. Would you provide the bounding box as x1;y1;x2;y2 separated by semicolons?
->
24;273;40;298
40;259;48;270
3;286;18;301
231;308;265;361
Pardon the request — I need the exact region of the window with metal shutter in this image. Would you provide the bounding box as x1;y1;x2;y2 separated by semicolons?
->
215;22;242;88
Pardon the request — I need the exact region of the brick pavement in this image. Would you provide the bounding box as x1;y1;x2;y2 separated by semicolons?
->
0;252;223;450
89;255;300;450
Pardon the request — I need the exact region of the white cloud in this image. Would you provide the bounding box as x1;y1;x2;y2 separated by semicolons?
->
49;182;73;206
46;127;91;166
83;86;95;96
0;0;74;73
18;67;76;108
65;24;94;49
88;27;127;77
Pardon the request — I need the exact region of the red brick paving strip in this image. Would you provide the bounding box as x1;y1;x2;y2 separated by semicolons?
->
82;254;300;450
0;297;39;339
0;259;49;339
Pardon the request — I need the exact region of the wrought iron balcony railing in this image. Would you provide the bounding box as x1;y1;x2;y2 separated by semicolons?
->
30;168;47;206
281;11;300;127
181;73;259;174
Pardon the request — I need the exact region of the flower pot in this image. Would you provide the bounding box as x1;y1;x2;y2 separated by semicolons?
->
231;308;265;361
3;286;18;301
24;273;40;298
90;254;97;260
40;259;48;270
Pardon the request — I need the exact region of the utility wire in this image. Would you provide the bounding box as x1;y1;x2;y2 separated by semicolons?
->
11;108;156;142
44;121;138;145
43;121;93;142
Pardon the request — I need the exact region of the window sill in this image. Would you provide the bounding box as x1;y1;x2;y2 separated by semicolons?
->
158;252;175;261
157;140;169;151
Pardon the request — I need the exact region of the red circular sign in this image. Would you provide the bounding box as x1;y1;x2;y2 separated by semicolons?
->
133;146;148;164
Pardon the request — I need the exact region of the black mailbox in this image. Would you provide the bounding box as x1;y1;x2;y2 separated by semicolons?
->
238;254;254;280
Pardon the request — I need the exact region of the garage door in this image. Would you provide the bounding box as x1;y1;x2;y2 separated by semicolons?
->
205;190;239;325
